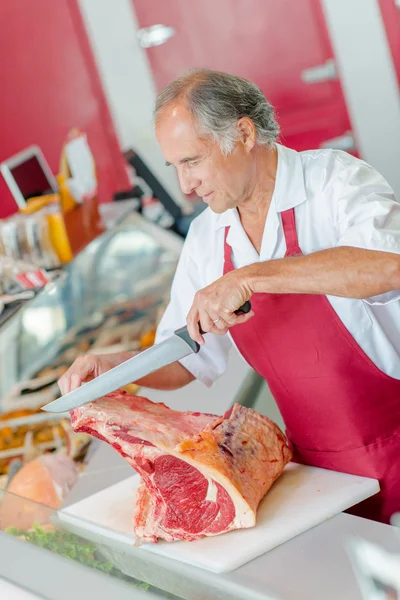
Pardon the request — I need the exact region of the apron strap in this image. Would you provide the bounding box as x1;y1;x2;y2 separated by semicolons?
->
223;226;231;262
224;208;302;262
281;208;302;257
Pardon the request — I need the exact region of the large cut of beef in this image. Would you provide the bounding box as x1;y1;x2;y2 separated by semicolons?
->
71;391;291;543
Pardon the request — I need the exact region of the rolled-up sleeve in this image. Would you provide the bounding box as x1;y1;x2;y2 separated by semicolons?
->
333;159;400;305
155;226;232;386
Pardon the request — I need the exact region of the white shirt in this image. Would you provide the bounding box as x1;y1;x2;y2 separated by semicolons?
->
156;144;400;386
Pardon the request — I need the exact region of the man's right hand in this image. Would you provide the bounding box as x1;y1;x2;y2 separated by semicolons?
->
58;352;133;395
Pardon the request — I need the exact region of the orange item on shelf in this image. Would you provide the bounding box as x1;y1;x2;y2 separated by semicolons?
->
57;173;77;214
46;208;73;263
20;194;59;215
19;195;73;264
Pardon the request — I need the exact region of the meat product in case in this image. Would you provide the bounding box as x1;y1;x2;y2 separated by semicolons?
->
71;391;291;543
0;454;78;530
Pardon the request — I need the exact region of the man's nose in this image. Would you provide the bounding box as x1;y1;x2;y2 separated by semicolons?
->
178;168;200;195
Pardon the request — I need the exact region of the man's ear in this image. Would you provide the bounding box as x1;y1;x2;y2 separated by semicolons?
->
237;117;256;151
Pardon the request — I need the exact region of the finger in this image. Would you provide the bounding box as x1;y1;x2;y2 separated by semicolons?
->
57;374;69;395
58;356;95;395
210;324;229;335
69;373;82;392
187;307;204;345
59;371;81;395
220;308;243;326
233;310;255;325
210;315;230;332
209;310;254;335
198;309;215;335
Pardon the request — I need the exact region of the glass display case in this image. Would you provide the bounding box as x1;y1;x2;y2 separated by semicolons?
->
0;211;182;397
0;212;183;482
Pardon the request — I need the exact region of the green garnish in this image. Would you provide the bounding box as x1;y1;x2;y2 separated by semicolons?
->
4;523;173;595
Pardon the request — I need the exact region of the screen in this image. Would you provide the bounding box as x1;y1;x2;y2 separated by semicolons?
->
10;155;55;200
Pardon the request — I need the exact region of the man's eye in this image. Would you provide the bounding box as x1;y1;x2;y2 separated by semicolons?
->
189;160;199;166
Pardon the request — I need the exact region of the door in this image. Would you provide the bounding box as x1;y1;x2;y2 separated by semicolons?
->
378;0;400;88
0;0;129;218
132;0;356;154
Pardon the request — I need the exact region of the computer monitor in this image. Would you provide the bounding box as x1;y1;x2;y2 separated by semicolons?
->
0;145;58;209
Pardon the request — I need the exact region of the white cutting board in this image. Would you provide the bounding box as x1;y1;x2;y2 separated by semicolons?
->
58;463;379;573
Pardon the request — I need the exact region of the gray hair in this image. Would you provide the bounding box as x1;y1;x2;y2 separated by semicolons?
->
154;69;280;155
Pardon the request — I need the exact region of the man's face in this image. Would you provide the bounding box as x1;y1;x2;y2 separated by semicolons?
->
156;103;255;214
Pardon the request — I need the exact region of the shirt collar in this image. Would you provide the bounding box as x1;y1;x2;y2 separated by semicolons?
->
213;144;307;230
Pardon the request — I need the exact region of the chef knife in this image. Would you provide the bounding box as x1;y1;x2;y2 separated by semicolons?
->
41;301;251;413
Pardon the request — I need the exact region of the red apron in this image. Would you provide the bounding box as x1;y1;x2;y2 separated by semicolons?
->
223;208;400;524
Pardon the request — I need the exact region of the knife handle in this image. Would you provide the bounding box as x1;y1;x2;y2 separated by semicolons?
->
174;301;252;354
198;300;252;334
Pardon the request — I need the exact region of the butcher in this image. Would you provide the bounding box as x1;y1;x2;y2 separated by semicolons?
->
59;69;400;524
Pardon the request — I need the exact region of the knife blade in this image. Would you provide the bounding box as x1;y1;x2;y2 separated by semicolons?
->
41;301;251;413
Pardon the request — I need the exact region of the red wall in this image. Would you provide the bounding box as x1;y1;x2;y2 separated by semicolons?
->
133;0;354;154
0;0;129;218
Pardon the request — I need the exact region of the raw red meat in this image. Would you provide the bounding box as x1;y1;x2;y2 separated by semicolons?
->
71;391;291;543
